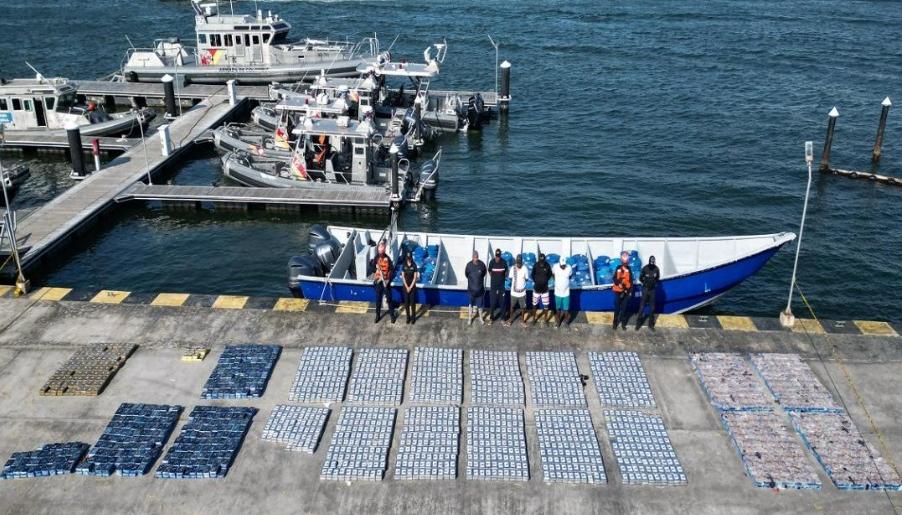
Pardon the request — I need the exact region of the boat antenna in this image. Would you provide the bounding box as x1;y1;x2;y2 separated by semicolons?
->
385;34;401;54
125;34;136;51
24;61;45;82
229;0;234;15
487;35;499;96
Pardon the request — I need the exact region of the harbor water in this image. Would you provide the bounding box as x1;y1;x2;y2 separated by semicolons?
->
1;1;901;321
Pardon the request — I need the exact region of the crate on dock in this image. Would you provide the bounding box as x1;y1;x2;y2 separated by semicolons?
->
466;407;529;482
690;353;772;412
289;346;353;403
320;406;395;481
200;345;281;399
604;410;686;486
409;347;463;404
525;352;587;408
346;348;408;405
156;406;257;479
261;405;330;454
40;344;136;396
535;409;606;485
589;351;656;408
748;353;841;413
469;351;524;406
1;442;89;479
394;406;459;480
76;403;182;477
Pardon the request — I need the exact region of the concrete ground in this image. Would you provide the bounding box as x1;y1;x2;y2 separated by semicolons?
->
0;297;899;515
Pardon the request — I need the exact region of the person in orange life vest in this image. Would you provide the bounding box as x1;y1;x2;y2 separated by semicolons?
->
612;251;633;330
371;240;396;323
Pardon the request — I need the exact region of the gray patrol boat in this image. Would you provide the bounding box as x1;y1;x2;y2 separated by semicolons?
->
121;0;384;84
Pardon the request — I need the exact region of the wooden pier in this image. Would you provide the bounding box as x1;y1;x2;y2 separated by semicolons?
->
0;132;138;152
76;80;271;103
115;184;391;211
6;94;248;270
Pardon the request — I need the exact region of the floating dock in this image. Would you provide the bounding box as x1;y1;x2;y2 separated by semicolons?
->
4;94;247;271
826;168;902;186
0;132;138;152
115;184;391;212
76;80;271;104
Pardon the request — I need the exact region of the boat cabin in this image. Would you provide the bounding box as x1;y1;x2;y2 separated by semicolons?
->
290;117;380;185
0;77;83;130
192;1;293;67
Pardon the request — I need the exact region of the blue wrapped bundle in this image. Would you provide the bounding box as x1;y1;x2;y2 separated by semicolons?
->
426;244;439;258
501;251;514;267
505;278;512;289
594;256;610;269
525;279;534;289
546;253;560;266
523;252;536;265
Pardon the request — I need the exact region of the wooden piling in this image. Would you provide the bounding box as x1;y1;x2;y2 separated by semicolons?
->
872;97;892;164
819;107;839;172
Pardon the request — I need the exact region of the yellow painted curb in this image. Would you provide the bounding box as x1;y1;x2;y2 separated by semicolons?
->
854;320;899;337
0;285;13;297
586;312;614;325
90;290;131;304
336;301;370;314
212;295;249;310
655;314;689;329
37;287;73;302
717;315;757;332
151;293;190;307
459;307;471;320
792;318;826;334
273;298;309;312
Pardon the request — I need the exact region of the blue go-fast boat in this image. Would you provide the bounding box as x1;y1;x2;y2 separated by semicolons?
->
288;225;796;314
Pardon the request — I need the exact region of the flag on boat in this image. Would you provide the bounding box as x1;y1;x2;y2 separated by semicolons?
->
290;153;308;180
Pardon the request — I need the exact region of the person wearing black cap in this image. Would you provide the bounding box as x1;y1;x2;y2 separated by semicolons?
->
636;255;661;330
487;248;509;324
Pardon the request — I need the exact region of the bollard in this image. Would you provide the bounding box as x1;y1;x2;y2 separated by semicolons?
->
499;61;511;114
103;95;117;114
161;74;177;118
91;138;101;172
413;100;422;142
872;97;892;164
819;107;839;172
65;123;86;178
227;79;238;106
389;144;400;200
159;124;173;156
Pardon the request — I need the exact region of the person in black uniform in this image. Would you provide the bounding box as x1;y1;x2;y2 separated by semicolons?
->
465;251;487;325
401;253;420;324
635;255;661;330
487;249;509;324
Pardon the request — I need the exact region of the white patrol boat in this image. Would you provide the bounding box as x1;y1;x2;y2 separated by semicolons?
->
121;0;384;84
0;77;153;137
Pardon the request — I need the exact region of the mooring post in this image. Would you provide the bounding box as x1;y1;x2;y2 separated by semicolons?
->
227;80;238;106
103;95;117;114
499;61;511;115
389;144;400;201
91;138;101;172
65;123;85;178
413;99;422;143
872;97;892;164
161;74;177;119
159;124;173;157
819;107;839;172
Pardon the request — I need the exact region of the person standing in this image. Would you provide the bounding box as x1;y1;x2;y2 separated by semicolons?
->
552;257;573;328
464;251;487;325
505;255;529;327
372;241;396;323
487;249;509;325
612;251;633;330
401;253;420;325
530;253;553;325
635;255;660;330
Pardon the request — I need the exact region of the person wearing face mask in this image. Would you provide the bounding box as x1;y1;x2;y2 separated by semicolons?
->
612;251;633;330
635;255;661;331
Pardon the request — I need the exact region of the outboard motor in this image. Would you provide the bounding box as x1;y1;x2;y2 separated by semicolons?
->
392;135;409;160
467;96;482;130
287;255;323;297
418;160;438;202
307;224;331;253
314;240;341;271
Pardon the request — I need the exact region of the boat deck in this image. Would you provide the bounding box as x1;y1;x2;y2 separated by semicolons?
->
5;95;246;269
115;184;391;211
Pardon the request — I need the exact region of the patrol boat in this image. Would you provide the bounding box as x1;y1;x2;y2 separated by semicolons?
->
221;115;440;201
288;225;795;314
0;77;153;137
121;0;383;84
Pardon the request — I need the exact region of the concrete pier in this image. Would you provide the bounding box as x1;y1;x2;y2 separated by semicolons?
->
0;291;898;514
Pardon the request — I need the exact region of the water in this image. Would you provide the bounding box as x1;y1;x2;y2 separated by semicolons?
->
2;1;901;321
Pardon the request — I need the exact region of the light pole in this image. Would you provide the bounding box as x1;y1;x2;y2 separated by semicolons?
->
780;141;814;328
0;125;29;295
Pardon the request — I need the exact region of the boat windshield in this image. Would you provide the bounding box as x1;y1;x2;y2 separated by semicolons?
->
56;93;77;111
270;32;290;45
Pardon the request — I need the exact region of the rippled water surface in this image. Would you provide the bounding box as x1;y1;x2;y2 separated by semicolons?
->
2;1;901;321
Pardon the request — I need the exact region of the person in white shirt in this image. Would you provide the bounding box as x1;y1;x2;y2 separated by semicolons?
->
504;255;529;327
552;257;573;328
